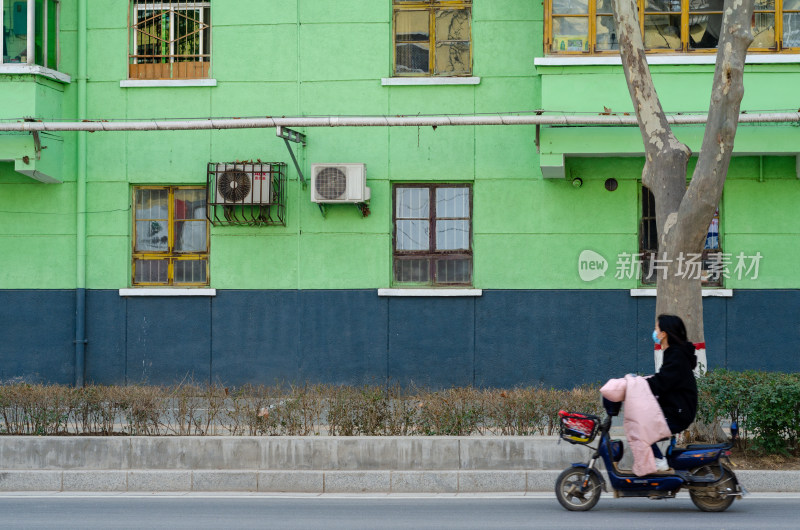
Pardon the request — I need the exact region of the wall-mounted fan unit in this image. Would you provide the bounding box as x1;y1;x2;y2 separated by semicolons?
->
310;163;370;203
213;163;275;205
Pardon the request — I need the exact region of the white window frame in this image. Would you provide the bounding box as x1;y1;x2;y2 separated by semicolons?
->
0;0;60;70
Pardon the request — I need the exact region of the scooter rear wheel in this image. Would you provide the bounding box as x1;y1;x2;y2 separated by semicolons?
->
555;466;602;511
688;464;737;512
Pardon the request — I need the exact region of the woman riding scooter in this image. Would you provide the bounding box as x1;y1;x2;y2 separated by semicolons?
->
556;315;743;511
649;314;698;471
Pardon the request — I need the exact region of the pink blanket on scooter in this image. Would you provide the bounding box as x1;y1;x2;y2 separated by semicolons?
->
600;375;671;477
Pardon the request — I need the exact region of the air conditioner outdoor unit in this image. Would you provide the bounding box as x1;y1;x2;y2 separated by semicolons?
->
213;163;275;205
310;163;370;203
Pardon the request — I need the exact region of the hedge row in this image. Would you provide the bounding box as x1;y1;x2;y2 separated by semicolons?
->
0;383;602;437
1;370;796;455
697;369;800;455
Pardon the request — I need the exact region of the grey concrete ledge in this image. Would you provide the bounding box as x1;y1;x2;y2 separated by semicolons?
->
0;437;796;493
62;470;127;492
378;288;482;297
0;470;61;491
0;436;583;472
120;79;217;88
258;471;324;493
736;470;800;492
630;288;733;297
381;76;480;86
128;470;192;492
193;471;258;492
119;288;216;297
0;469;796;493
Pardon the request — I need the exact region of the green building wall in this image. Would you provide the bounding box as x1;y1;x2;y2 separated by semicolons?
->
1;1;798;387
2;2;797;292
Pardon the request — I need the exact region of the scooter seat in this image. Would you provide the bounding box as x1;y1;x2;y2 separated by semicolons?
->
684;443;729;450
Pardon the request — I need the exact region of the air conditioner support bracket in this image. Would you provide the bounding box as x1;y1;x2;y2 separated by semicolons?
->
356;202;370;217
24;118;42;160
314;202;370;219
277;126;307;188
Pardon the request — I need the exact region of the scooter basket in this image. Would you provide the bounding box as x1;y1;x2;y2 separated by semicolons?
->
558;411;600;444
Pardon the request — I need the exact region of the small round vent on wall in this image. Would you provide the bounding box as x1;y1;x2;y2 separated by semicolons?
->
315;166;347;200
218;170;251;202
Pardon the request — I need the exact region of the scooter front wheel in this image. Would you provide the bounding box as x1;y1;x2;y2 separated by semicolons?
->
555;466;602;511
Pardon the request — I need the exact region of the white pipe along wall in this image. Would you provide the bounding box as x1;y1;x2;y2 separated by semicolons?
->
0;112;799;132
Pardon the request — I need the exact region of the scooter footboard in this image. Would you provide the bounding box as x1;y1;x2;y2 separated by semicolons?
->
607;471;684;492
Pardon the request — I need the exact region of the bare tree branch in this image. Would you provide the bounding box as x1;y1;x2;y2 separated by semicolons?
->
612;0;755;360
611;0;691;193
676;2;755;254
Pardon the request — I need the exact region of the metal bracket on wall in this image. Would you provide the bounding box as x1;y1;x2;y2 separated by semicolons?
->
316;203;370;219
356;202;370;217
277;126;307;188
24;118;42;160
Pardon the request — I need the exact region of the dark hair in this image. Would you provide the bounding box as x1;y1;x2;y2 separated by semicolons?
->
657;314;697;368
657;314;688;344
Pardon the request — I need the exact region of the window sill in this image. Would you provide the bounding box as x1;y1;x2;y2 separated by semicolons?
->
120;79;217;88
381;77;480;86
630;288;732;298
0;64;71;83
119;288;216;297
378;288;482;297
535;54;800;67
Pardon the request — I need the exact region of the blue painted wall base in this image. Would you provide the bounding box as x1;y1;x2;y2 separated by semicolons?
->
0;290;796;388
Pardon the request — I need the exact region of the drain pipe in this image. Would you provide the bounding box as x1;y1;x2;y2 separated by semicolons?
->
74;0;87;387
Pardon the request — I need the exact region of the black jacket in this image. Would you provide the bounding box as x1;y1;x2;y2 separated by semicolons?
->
647;342;698;433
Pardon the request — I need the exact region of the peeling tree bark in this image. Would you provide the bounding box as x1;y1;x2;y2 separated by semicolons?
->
612;0;754;369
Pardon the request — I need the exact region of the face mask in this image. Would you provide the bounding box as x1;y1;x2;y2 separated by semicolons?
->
652;330;661;344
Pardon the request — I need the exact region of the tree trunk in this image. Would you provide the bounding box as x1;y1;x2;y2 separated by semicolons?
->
612;0;754;371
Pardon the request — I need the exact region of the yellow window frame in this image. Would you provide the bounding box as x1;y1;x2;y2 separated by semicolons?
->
132;185;210;286
545;0;798;55
393;0;473;76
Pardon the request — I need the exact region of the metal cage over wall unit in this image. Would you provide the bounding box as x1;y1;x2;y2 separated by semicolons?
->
206;162;286;226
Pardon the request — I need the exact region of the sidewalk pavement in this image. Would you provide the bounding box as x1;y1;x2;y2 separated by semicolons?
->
0;435;796;493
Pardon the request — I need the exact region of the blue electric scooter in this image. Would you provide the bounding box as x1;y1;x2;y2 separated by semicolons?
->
555;398;746;512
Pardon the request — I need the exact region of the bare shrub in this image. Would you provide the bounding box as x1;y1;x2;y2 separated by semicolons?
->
118;385;167;435
415;387;485;436
162;382;225;436
384;384;418;436
69;385;120;434
538;388;569;435
326;385;359;436
0;381;604;437
0;384;71;435
482;388;544;436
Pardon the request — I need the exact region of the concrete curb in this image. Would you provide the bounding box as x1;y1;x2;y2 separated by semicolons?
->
0;436;795;493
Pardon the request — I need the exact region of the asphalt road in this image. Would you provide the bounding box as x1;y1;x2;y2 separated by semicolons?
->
0;493;796;529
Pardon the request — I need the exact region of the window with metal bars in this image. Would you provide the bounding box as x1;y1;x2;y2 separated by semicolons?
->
547;0;800;54
128;0;210;80
132;186;209;286
393;0;472;76
393;184;472;285
640;185;721;286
